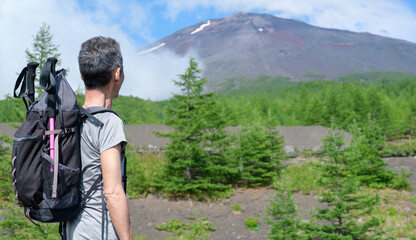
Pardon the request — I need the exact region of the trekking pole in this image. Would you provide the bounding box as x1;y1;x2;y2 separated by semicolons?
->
40;58;58;172
40;57;59;198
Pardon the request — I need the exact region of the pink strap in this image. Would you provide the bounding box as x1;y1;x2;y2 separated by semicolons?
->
52;134;59;198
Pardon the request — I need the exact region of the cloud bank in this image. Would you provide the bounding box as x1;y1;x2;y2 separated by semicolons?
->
0;0;189;101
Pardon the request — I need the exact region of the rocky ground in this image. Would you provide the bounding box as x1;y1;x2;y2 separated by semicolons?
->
128;156;416;240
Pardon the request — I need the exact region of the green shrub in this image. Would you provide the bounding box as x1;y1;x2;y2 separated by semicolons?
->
155;217;216;240
127;149;167;197
280;161;322;195
244;217;259;231
389;166;412;190
231;204;243;212
383;140;416;157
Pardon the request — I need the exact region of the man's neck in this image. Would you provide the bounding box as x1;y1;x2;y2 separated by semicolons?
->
83;88;113;109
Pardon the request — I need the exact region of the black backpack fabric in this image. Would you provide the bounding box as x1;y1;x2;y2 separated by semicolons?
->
11;58;127;226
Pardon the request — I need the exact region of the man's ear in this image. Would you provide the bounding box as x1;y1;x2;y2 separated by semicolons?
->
80;74;84;80
114;66;122;82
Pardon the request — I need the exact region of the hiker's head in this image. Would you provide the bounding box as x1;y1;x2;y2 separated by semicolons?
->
78;36;124;90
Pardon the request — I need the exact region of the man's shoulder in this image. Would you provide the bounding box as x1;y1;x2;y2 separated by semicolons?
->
95;111;122;127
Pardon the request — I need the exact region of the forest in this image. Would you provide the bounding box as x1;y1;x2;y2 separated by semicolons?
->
2;71;416;138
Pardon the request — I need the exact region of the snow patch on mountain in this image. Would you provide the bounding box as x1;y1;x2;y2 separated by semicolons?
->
191;20;211;35
139;43;166;55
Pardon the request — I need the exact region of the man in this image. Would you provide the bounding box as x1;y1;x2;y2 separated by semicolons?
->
65;36;133;240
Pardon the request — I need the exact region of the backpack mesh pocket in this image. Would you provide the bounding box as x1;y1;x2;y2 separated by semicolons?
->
41;152;80;209
12;118;45;208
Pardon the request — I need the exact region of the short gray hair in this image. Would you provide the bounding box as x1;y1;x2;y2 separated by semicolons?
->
78;36;123;89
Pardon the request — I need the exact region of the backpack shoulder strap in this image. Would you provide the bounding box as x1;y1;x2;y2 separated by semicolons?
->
86;106;120;118
78;105;104;127
80;105;127;193
79;105;121;127
79;175;102;207
87;106;127;193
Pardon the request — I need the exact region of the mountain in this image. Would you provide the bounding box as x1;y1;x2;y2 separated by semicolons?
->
139;12;416;89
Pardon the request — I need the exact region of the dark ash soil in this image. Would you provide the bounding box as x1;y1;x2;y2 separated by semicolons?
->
129;188;325;240
128;156;416;239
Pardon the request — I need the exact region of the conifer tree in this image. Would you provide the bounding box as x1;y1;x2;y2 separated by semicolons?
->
232;119;284;187
265;108;285;172
323;84;344;127
156;58;231;197
25;22;62;95
304;95;324;126
305;131;385;240
344;117;404;189
265;178;302;240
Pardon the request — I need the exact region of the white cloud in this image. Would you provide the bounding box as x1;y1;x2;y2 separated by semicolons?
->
164;0;416;43
0;0;182;101
125;49;192;100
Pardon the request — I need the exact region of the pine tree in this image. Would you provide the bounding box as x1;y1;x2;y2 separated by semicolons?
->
322;84;344;127
202;100;239;185
232;119;284;187
365;87;392;134
344;117;402;189
305;131;385;240
0;96;25;122
265;108;285;173
265;178;302;240
25;22;62;96
155;58;231;197
304;95;324;126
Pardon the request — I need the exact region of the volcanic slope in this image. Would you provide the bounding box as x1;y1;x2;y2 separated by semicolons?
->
139;12;416;88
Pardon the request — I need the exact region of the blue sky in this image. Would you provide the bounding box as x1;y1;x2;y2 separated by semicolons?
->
1;0;416;100
75;0;416;48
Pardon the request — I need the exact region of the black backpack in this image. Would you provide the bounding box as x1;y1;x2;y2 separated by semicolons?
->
11;58;127;227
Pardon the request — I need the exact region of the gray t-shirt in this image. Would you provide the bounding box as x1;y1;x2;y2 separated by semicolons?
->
65;107;127;240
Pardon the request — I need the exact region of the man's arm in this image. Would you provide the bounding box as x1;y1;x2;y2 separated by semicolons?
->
101;143;133;240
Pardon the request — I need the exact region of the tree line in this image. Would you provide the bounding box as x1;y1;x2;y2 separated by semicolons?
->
3;73;416;139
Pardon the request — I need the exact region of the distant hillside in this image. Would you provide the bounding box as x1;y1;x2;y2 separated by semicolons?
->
139;12;416;91
339;71;416;83
212;75;297;95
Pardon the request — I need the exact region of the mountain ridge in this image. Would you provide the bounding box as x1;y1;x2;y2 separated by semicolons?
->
139;12;416;88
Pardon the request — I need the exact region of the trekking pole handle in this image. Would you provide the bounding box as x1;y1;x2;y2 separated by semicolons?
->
40;57;58;93
40;57;58;118
26;62;39;103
